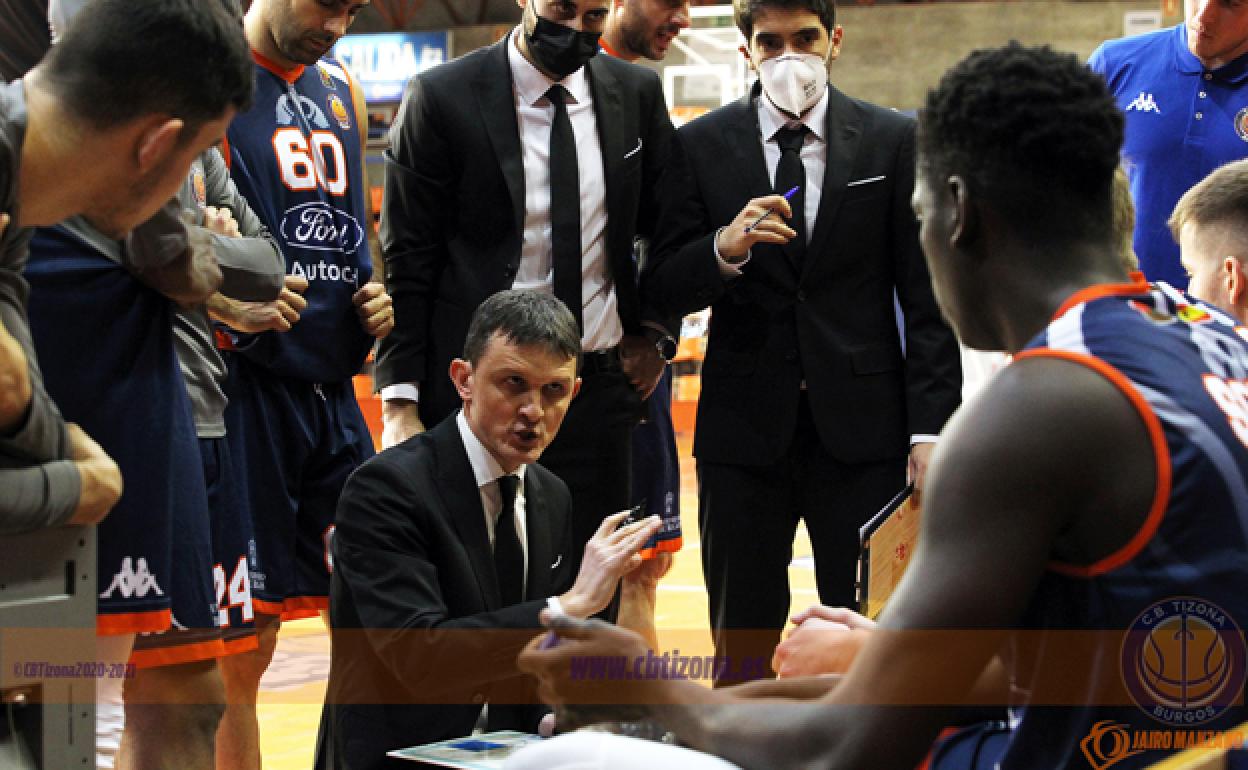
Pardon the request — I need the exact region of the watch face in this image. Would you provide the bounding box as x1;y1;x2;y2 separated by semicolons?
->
656;336;677;362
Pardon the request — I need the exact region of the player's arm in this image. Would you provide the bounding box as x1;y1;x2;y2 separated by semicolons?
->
199;146;284;302
0;278;31;434
0;422;122;533
522;355;1156;769
671;356;1154;769
374;73;456;443
122;199;223;307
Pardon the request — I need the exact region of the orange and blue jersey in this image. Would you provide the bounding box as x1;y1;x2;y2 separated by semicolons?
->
1001;279;1248;768
223;51;373;384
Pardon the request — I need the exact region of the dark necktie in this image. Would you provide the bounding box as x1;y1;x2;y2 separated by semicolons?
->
494;474;524;606
547;85;583;334
774;125;808;267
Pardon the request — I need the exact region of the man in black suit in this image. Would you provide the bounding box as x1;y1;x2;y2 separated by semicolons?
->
374;0;691;575
317;290;662;769
650;0;962;682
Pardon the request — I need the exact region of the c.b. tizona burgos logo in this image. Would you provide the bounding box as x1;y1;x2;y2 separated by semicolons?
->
1120;597;1247;726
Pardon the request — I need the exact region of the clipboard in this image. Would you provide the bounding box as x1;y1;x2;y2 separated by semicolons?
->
855;483;919;620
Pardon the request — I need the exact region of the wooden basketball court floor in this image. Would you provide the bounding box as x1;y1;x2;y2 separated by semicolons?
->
256;433;821;769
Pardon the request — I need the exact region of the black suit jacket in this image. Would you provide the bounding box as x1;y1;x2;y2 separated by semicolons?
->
374;38;691;426
316;417;575;770
650;85;962;466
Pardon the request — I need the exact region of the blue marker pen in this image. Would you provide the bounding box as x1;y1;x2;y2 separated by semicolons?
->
743;185;800;234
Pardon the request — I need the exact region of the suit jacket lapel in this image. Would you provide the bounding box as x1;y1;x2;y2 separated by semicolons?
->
475;39;526;238
722;91;773;204
432;419;501;610
522;470;555;601
724;89;800;279
806;87;862;281
586;57;635;300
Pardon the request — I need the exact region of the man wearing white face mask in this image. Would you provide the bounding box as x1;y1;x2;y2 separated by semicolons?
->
647;0;962;684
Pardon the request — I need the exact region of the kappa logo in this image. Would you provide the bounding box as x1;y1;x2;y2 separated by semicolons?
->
1125;92;1161;114
99;557;164;600
275;92;330;129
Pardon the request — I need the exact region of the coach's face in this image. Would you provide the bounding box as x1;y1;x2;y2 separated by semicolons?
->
451;333;581;474
267;0;368;66
1186;0;1248;69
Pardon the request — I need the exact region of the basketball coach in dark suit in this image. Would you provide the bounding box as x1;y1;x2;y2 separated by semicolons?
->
374;0;693;572
317;291;662;769
650;0;962;682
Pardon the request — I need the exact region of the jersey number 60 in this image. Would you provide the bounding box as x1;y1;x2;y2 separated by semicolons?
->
273;127;348;196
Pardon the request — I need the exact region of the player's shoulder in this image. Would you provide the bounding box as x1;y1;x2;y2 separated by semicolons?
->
314;57;353;89
1089;25;1177;73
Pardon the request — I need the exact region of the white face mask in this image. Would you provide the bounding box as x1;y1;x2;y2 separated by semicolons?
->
757;52;828;118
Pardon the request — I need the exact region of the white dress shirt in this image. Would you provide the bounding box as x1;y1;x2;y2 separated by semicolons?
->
381;30;621;405
757;87;829;242
456;410;529;595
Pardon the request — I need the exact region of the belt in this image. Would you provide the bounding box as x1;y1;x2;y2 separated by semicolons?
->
580;346;622;376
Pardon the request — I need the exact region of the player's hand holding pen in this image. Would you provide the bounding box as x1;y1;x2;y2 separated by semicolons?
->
714;185;799;264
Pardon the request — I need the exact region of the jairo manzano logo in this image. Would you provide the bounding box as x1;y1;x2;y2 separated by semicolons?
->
1121;597;1247;726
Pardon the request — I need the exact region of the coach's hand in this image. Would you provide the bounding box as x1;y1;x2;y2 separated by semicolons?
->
354;281;394;339
381;400;425;448
715;193;797;263
559;511;661;619
618;334;664;398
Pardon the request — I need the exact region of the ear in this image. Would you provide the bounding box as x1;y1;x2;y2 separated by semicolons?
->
1225;256;1247;307
135;117;185;175
739;44;755;72
947;174;977;252
570;376;582;400
450;358;474;405
827;25;844;62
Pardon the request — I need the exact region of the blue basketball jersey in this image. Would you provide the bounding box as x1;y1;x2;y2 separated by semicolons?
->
1001;280;1248;768
25;224;211;634
223;52;373;383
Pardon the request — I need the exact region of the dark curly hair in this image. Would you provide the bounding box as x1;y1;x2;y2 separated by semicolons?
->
918;42;1123;243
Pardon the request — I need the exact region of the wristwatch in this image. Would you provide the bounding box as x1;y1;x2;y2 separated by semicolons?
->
652;332;678;363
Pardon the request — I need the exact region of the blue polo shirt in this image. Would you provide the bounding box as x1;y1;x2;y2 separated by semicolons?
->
1089;25;1248;288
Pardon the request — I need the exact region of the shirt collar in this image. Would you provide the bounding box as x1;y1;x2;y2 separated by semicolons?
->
1173;22;1248;82
508;26;592;108
456;410;527;489
757;84;829;144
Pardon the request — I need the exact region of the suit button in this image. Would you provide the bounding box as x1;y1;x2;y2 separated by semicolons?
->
796;290;807;302
471;693;485;704
785;350;798;362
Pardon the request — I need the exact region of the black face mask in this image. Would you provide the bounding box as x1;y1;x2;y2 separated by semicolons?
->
523;4;600;79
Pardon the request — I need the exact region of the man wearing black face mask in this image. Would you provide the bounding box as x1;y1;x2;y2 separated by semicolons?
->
375;0;697;598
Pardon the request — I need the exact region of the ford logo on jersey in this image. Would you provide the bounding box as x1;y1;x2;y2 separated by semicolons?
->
279;201;364;255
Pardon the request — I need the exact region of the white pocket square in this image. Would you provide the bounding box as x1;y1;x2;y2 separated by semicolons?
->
847;175;886;187
624;138;643;159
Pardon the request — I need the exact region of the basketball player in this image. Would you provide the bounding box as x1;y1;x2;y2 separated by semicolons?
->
216;1;390;767
1171;159;1248;324
514;43;1248;770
